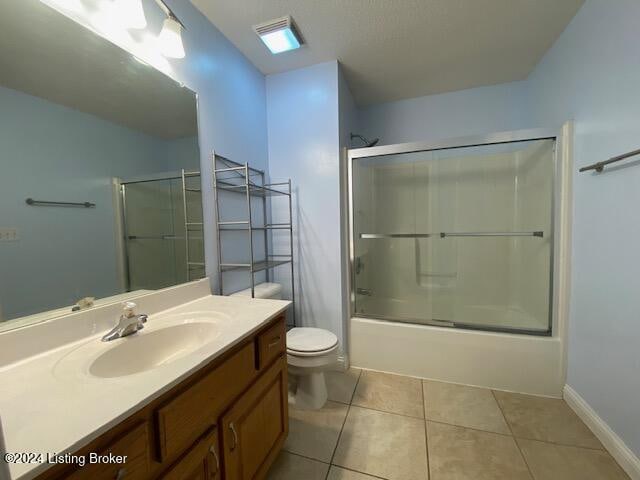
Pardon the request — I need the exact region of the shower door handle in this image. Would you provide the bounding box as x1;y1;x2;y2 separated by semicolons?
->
355;256;364;274
356;288;372;296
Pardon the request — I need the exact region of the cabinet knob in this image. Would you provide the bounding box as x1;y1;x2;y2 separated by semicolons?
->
115;468;127;480
267;336;282;348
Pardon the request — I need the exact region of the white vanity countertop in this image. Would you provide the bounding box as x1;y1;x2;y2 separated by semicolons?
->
0;294;290;480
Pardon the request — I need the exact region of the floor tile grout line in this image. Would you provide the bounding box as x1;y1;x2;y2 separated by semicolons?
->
509;435;608;452
349;402;425;420
422;379;431;480
329;464;391;480
492;389;536;480
281;449;331;465
425;418;514;438
348;368;363;405
325;368;363;480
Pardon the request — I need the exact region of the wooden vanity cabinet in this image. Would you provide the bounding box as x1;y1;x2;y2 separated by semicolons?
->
221;356;288;480
156;341;257;462
37;315;287;480
65;422;151;480
160;428;220;480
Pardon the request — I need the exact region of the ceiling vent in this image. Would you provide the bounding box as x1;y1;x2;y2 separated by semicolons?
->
253;15;304;54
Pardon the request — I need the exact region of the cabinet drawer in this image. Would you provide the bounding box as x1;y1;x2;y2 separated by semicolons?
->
257;317;286;370
67;423;149;480
156;341;256;461
160;428;220;480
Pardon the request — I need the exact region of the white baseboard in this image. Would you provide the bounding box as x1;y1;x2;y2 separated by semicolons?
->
564;385;640;480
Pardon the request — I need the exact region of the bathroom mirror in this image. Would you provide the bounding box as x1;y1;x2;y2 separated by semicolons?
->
0;0;204;329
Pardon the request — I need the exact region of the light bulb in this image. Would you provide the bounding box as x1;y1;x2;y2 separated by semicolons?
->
90;1;134;46
131;34;172;74
112;0;147;29
158;17;185;59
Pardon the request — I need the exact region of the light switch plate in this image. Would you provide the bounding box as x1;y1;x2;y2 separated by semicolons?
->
0;228;19;241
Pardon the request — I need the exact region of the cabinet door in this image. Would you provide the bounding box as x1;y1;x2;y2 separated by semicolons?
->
161;428;221;480
222;356;288;480
156;341;256;462
66;423;150;480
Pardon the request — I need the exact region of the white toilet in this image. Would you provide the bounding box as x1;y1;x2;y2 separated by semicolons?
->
232;282;339;409
286;327;338;409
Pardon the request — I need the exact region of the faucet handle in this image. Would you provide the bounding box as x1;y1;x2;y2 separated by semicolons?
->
136;314;148;330
122;302;137;318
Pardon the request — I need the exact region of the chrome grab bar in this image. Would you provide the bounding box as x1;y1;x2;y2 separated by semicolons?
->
440;231;543;238
361;233;435;239
25;198;95;208
579;147;640;173
360;231;543;239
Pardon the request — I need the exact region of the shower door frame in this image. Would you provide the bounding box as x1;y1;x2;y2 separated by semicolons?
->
346;127;564;336
118;170;203;292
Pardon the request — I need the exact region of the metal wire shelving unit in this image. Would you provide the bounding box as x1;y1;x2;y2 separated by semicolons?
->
213;153;295;326
180;169;205;281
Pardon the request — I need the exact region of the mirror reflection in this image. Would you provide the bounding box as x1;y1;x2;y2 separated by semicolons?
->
0;0;204;326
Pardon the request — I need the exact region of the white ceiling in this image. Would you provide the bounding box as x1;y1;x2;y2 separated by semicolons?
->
0;0;197;139
191;0;584;106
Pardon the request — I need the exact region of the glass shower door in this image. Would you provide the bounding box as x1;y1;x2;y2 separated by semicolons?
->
351;139;555;334
123;178;181;290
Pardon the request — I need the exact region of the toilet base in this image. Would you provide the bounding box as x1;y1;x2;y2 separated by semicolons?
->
288;371;328;410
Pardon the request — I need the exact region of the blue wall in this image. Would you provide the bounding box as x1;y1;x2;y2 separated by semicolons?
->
160;1;270;294
266;62;346;351
0;85;171;319
527;0;640;457
352;0;640;459
358;81;531;145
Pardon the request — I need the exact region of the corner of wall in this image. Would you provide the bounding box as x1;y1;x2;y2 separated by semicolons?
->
564;385;640;479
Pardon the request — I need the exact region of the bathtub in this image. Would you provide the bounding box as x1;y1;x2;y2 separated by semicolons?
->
349;315;565;397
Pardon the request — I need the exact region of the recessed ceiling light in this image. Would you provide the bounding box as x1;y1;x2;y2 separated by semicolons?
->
253;16;304;54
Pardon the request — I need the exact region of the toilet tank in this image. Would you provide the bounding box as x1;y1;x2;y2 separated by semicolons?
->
230;282;283;299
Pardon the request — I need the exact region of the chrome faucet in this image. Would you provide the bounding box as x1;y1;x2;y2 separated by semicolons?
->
102;302;148;342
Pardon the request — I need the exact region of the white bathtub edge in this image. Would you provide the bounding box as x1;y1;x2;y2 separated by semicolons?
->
350;316;565;397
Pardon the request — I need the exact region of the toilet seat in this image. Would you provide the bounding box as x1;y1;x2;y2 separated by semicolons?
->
287;328;338;356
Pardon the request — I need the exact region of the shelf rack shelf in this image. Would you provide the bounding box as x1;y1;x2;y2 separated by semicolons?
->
213;153;296;326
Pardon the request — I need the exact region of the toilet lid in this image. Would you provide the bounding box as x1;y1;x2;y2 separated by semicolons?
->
287;328;338;353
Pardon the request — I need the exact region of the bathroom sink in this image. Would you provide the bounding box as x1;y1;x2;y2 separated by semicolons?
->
89;322;220;378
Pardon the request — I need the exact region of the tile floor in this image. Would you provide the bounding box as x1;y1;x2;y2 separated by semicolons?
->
267;368;630;480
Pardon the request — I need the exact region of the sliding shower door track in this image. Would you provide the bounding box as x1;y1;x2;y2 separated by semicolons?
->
352;313;551;336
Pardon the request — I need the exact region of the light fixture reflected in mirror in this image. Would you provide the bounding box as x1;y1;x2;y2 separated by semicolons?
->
47;0;83;13
42;0;186;60
131;33;172;74
90;1;136;46
158;16;185;59
113;0;147;29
